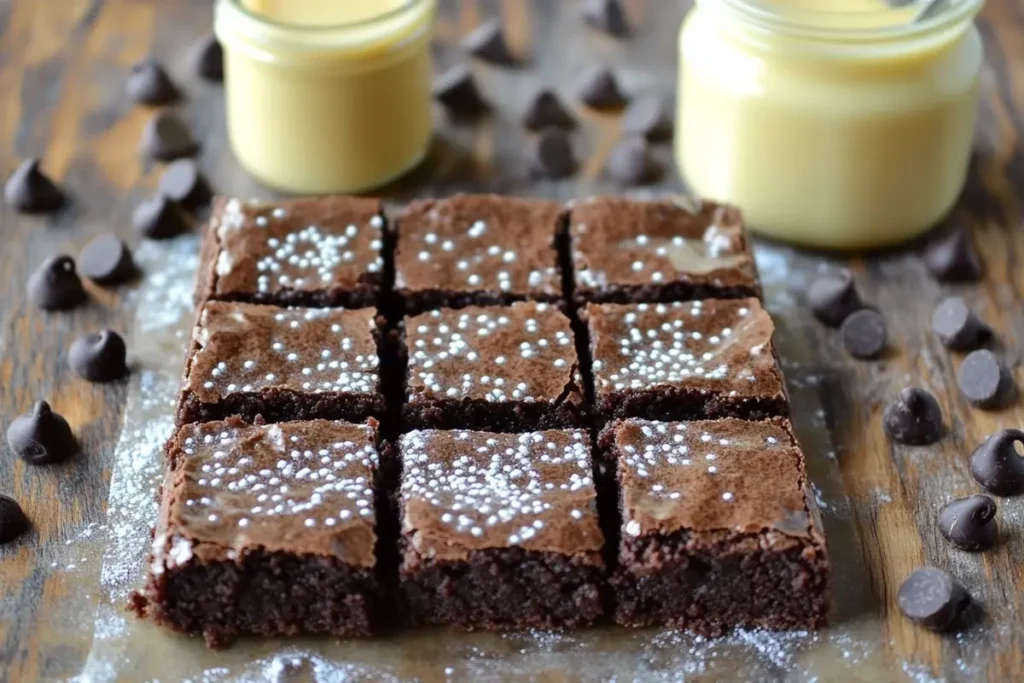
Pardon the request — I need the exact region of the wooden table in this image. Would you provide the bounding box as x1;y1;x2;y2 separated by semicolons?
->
2;1;1023;680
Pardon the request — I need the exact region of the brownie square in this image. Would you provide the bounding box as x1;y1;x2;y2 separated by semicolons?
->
587;299;787;422
401;302;587;431
398;428;605;630
138;419;383;647
394;194;565;314
567;196;760;304
194;196;386;308
176;301;385;426
601;417;829;633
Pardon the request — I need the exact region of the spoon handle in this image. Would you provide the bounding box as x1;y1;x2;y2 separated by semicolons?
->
914;0;951;23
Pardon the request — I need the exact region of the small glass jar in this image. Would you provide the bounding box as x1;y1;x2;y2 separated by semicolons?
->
676;0;984;250
215;0;436;195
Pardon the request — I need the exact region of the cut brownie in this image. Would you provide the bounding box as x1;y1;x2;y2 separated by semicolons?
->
176;301;385;426
194;196;386;308
601;417;829;633
398;428;605;630
567;196;760;304
401;302;587;431
394;194;565;314
137;419;383;647
587;299;787;422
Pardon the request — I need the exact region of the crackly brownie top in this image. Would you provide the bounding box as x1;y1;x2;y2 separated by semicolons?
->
394;194;563;297
184;301;380;403
207;196;385;298
612;418;817;541
569;196;757;292
405;302;581;405
588;299;782;400
154;419;379;569
399;429;603;561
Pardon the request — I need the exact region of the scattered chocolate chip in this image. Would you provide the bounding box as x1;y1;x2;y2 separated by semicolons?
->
194;34;224;82
126;58;178;105
69;330;129;382
4;159;63;213
957;349;1015;408
522;89;575;131
79;234;136;285
583;0;629;36
938;495;998;552
807;270;864;327
159;159;212;211
576;65;627;109
463;18;516;66
139;111;197;161
925;228;982;282
840;309;887;360
530;127;576;179
607;136;653;185
6;400;78;465
0;495;30;545
133;195;189;240
932;297;990;351
432;64;487;117
27;255;86;311
883;387;944;445
621;95;672;140
897;567;970;631
970;429;1024;496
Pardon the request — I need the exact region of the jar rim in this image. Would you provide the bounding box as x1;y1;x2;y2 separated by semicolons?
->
226;0;425;32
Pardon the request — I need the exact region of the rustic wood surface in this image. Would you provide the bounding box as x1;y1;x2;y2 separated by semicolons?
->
2;0;1023;680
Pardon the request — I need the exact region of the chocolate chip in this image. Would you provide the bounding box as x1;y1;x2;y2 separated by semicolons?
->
932;297;989;351
897;567;970;631
133;195;189;240
0;495;30;545
126;58;178;105
925;228;982;282
139;111;197;161
576;66;627;109
79;234;136;285
970;429;1024;496
938;495;997;552
6;400;78;465
531;127;576;179
69;330;129;382
957;349;1015;408
4;159;63;213
522;89;575;131
840;309;887;360
432;64;487;117
807;270;864;327
583;0;629;36
607;136;653;185
621;95;672;140
27;255;86;311
159;159;212;211
463;18;516;66
883;387;944;445
194;34;224;82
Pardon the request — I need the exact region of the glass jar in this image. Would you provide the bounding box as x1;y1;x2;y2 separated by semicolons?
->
676;0;984;250
215;0;436;195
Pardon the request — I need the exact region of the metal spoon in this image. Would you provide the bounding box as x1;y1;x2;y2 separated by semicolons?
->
914;0;952;23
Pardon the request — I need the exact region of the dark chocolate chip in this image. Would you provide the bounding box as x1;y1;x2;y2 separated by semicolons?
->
0;495;30;545
970;429;1024;496
194;34;224;82
139;111;197;161
432;64;488;116
621;95;672;140
69;330;129;382
932;297;990;351
897;567;970;631
925;228;982;282
576;66;627;109
4;159;64;213
531;127;576;179
27;255;86;311
607;136;653;185
6;400;78;465
938;495;998;552
79;234;136;286
522;89;575;131
159;159;212;210
840;309;887;360
883;387;944;445
807;270;864;327
126;58;178;105
463;18;516;66
957;349;1015;408
133;195;189;240
583;0;629;36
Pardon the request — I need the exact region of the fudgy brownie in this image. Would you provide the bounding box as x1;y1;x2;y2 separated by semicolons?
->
398;428;605;630
586;299;787;422
136;419;383;647
567;196;760;304
176;301;385;425
401;302;587;431
194;196;386;308
394;194;565;314
600;417;829;633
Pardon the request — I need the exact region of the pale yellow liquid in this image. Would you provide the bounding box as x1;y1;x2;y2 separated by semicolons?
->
243;0;408;26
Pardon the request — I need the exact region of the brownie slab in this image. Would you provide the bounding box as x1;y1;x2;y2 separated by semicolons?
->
601;417;829;633
176;301;385;426
401;302;586;431
398;429;605;630
194;196;386;308
568;196;760;304
137;419;382;647
394;194;564;314
587;299;787;422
